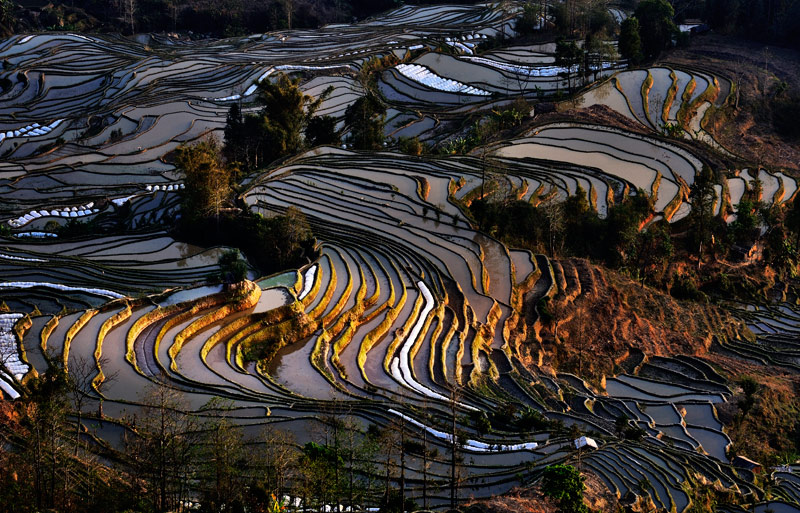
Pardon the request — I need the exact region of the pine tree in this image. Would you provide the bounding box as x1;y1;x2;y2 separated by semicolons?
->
688;165;718;260
619;17;644;64
344;94;386;150
635;0;677;59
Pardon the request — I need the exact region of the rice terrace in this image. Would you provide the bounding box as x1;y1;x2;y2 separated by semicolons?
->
1;1;800;512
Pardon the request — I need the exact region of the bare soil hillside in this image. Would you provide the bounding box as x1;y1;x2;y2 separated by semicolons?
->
519;258;752;384
661;34;800;173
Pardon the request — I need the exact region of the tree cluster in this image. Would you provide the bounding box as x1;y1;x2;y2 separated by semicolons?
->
554;36;617;93
0;370;489;513
5;0;376;36
223;73;337;172
472;185;656;274
704;0;800;49
0;364;136;513
174;137;316;276
2;0;490;37
618;0;678;64
471;164;800;296
515;1;618;93
551;0;616;41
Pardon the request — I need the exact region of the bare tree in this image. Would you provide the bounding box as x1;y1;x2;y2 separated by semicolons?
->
125;380;199;513
167;0;182;31
281;0;295;29
421;400;432;510
761;47;772;99
257;423;299;502
448;386;465;510
198;398;246;513
574;303;587;376
732;58;747;110
541;193;565;257
115;0;137;34
24;368;70;511
66;354;117;457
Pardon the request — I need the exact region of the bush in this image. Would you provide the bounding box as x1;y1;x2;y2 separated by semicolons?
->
541;464;587;513
178;207;315;277
397;136;426;156
669;273;707;302
217;249;248;284
662;122;684;138
773;96;800;140
537;297;553;324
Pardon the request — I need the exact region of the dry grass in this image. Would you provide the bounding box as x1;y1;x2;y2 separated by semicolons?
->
463;472;619;513
705;354;800;465
661;33;800;173
526;258;750;383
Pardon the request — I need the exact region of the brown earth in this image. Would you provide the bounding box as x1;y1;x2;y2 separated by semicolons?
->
660;33;800;174
463;472;619;513
705;353;800;465
518;258;751;386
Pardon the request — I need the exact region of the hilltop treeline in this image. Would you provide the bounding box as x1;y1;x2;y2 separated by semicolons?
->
704;0;800;49
472;165;800;299
4;0;483;37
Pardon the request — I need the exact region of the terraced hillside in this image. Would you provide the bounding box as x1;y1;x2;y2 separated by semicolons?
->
2;2;800;512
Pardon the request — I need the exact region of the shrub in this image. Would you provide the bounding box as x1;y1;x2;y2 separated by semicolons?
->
397;136;426;156
217;249;248;284
772;95;800;140
669;272;707;302
662;121;684;138
541;464;587;513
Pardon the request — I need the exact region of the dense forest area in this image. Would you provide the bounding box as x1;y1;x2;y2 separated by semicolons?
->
0;0;798;49
2;0;482;36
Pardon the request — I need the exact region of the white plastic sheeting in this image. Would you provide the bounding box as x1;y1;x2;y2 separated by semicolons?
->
0;313;27;399
389;409;539;452
0;119;63;144
0;281;125;299
395;63;491;95
298;264;318;300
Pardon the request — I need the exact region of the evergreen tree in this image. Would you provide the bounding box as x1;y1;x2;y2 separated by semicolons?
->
306;115;341;147
787;198;800;248
223;74;332;170
344;93;386;150
175;138;232;223
515;2;541;34
222;103;246;165
604;190;653;268
541;464;588;513
619;17;644;64
255;73;326;159
217;249;249;285
629;220;673;287
634;0;677;59
125;383;199;513
688;165;717;259
555;38;582;92
197;399;246;513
